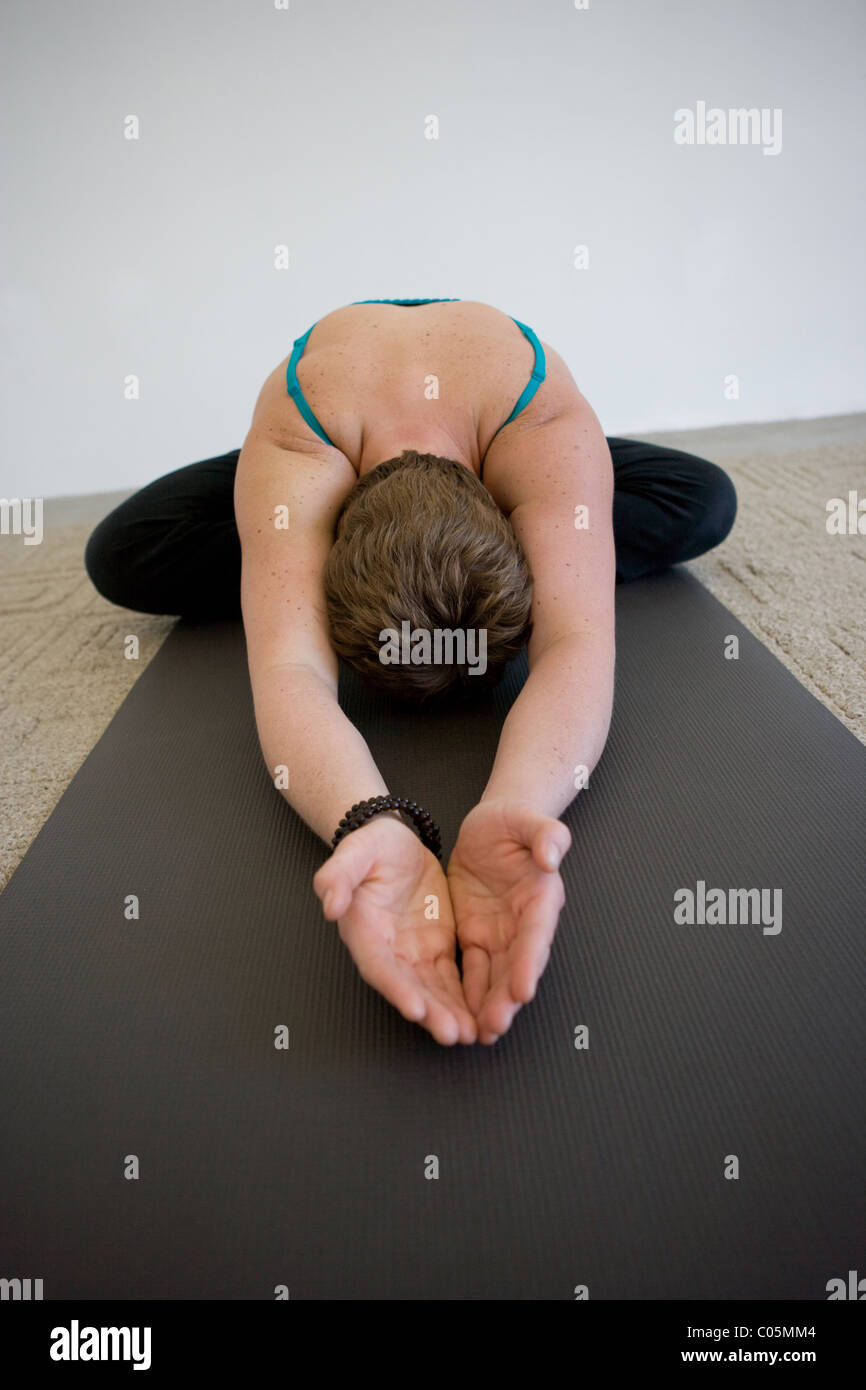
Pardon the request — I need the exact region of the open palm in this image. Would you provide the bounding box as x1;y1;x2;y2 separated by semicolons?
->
447;800;572;1043
313;816;477;1046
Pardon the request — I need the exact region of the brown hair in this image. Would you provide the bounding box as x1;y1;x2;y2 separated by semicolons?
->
323;450;533;703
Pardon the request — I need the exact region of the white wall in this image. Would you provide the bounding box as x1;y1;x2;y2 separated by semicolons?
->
2;0;864;498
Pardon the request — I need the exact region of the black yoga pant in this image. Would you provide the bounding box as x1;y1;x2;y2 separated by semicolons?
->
84;439;737;618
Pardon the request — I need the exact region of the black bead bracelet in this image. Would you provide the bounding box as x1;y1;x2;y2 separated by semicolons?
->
331;795;442;860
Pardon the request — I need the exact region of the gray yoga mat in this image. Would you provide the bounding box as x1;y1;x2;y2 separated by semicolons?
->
0;568;864;1300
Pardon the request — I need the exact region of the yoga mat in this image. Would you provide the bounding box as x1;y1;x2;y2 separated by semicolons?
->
0;569;863;1299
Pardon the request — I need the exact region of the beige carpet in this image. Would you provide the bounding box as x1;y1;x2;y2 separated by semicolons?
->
1;415;864;893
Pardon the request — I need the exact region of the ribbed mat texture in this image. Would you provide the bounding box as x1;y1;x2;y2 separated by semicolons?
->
1;570;863;1298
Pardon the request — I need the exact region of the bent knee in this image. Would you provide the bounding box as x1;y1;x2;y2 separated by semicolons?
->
84;511;151;612
700;461;737;547
683;460;737;557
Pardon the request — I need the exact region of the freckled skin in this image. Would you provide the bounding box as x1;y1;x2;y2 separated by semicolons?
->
257;298;582;481
239;298;606;1046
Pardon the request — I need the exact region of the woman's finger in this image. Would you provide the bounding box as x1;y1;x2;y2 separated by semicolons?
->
416;992;461;1046
426;957;478;1045
352;941;470;1046
530;820;572;874
313;835;378;919
459;944;491;1017
476;974;524;1041
500;803;571;873
509;928;552;1003
350;942;426;1023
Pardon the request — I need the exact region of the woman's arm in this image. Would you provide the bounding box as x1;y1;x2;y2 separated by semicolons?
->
234;424;396;844
445;373;616;1043
480;366;616;816
234;415;475;1044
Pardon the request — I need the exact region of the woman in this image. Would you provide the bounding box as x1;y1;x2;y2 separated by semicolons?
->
85;297;737;1049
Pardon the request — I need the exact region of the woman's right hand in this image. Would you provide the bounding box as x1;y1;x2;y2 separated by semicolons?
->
313;816;477;1046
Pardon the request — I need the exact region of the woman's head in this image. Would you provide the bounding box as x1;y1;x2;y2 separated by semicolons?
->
323;450;532;704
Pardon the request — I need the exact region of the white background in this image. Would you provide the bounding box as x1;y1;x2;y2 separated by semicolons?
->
2;0;864;498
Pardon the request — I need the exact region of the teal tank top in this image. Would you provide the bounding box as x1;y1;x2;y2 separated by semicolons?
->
285;298;546;448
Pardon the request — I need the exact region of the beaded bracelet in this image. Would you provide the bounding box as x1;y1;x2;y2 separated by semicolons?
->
331;795;442;860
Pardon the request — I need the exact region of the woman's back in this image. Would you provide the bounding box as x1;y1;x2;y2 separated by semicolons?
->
270;298;552;477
